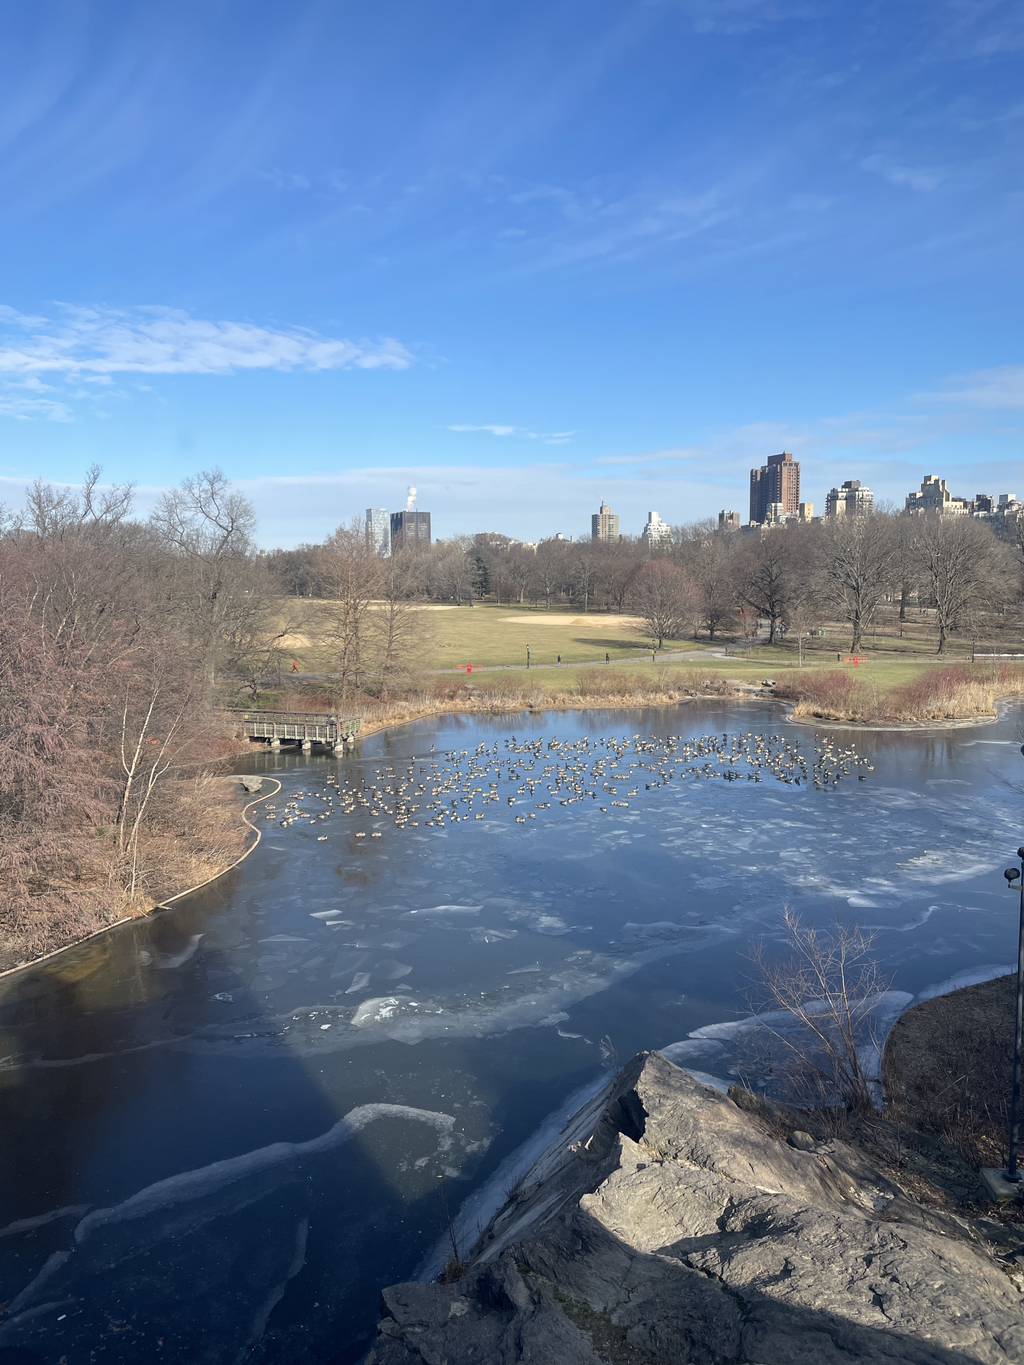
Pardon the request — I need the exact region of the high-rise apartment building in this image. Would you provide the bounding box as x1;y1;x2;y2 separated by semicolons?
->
641;510;671;546
390;509;431;550
904;475;968;515
718;510;741;532
365;507;390;556
749;452;800;524
591;501;621;542
391;486;432;550
824;480;874;519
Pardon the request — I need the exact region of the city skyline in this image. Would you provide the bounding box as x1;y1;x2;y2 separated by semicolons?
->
0;2;1021;546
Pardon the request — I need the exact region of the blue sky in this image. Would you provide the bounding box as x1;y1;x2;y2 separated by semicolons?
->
1;0;1021;545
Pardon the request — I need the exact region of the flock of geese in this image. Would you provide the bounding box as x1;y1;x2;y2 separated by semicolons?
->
260;732;874;840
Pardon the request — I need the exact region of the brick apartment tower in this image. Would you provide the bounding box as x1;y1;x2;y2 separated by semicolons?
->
749;451;800;524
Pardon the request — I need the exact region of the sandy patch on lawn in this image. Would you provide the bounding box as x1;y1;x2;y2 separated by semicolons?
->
499;613;641;629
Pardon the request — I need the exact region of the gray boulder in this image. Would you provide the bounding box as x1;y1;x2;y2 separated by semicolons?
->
367;1052;1024;1364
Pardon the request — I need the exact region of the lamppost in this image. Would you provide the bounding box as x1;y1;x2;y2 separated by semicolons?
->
1003;845;1024;1184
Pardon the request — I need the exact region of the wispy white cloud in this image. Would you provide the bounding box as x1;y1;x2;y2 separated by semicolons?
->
256;167;349;195
0;303;413;420
860;153;944;193
448;423;576;445
938;0;1024;57
669;0;819;36
595;447;706;467
0;303;413;377
924;364;1024;409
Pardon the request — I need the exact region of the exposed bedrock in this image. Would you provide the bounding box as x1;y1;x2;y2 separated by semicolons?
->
367;1052;1024;1364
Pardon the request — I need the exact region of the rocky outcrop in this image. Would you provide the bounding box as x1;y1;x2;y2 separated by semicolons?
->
367;1053;1024;1364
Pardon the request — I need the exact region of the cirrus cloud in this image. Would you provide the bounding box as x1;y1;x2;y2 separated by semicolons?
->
0;303;413;420
448;422;576;445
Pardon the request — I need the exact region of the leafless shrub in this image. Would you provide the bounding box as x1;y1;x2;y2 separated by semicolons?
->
751;910;891;1113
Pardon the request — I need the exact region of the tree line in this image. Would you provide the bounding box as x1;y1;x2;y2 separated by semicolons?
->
268;509;1024;657
0;467;285;965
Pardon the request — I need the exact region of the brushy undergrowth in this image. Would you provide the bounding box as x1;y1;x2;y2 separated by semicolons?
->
776;663;1024;723
0;774;249;973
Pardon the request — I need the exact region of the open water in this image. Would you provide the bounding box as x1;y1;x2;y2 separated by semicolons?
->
0;701;1021;1362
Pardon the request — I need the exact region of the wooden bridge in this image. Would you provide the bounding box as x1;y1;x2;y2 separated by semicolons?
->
224;709;361;751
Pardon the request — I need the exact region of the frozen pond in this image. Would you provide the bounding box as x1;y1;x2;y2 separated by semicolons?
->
1;701;1021;1362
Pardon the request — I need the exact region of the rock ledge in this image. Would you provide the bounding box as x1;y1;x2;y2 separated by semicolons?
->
367;1052;1023;1364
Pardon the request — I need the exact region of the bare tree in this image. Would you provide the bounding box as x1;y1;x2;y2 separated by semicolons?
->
571;549;599;614
889;512;921;637
25;463;133;540
911;514;1008;653
676;522;736;641
735;529;800;646
430;539;475;604
150;468;262;685
628;560;696;648
372;554;431;700
533;539;570;609
595;540;641;613
316;522;383;702
820;514;895;652
114;663;195;898
754;910;890;1112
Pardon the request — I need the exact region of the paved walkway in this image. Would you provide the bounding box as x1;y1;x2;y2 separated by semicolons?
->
294;642;764;684
428;644;747;674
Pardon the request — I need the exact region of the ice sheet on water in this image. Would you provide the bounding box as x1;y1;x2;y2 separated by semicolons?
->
861;905;938;933
418;1071;613;1280
469;927;518;943
74;1104;460;1244
3;1103;466;1341
406;904;482;918
915;964;1014;1003
665;989;915;1103
351;996;405;1027
659;1039;725;1064
897;850;996;883
504;908;570;935
138;934;203;969
373;958;413;981
678;1068;731;1094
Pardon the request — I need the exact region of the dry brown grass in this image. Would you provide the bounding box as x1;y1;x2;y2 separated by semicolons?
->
883;974;1014;1169
777;664;1024;724
0;774;250;974
294;669;753;740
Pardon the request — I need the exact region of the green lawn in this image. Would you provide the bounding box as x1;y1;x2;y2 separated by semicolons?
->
283;598;1020;692
288;601;699;669
462;649;1018;699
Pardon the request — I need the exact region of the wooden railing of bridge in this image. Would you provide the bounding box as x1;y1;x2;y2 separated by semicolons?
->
222;709;361;748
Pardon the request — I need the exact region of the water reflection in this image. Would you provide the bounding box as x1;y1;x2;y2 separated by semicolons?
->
0;702;1021;1362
